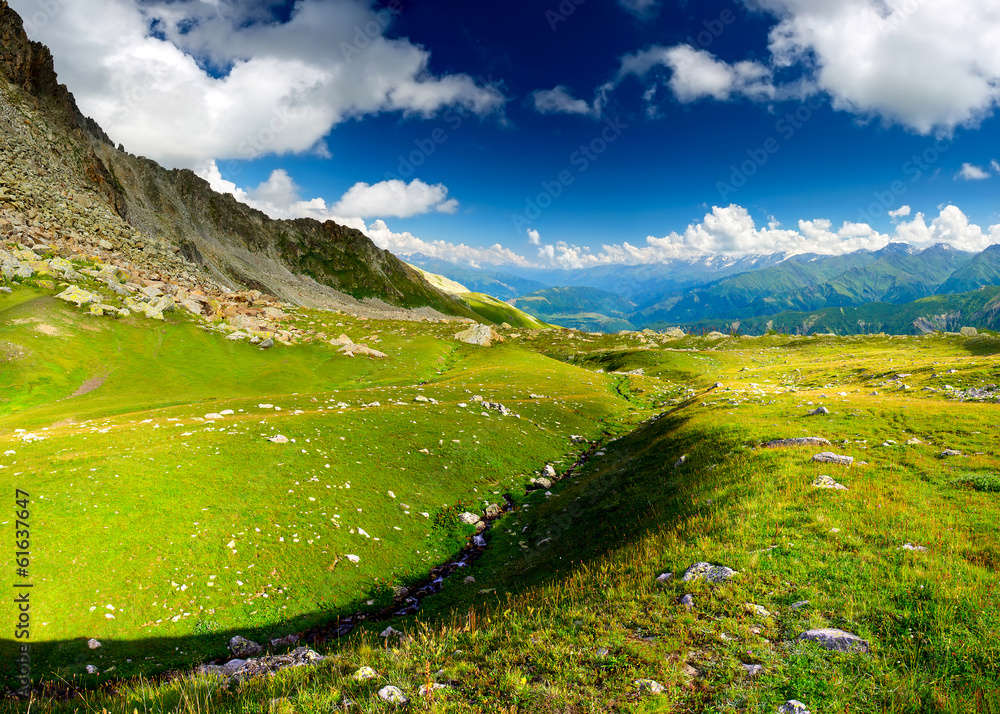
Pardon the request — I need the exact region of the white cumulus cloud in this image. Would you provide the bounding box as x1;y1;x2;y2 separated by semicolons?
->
754;0;1000;133
560;0;1000;133
532;86;597;117
619;45;779;103
367;220;533;268
188;169;1000;268
332;179;458;219
198;163;457;225
198;161;531;266
11;0;504;168
957;163;992;180
893;205;1000;252
198;160;368;231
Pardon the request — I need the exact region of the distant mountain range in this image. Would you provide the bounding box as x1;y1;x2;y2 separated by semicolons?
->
682;285;1000;336
513;286;637;333
406;252;791;302
404;242;1000;334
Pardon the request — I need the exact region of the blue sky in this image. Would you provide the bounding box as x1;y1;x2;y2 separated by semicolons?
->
12;0;1000;267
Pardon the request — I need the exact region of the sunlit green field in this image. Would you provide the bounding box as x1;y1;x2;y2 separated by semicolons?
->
0;289;627;684
3;290;999;712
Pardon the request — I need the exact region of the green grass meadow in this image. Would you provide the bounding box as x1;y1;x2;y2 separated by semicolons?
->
2;289;1000;712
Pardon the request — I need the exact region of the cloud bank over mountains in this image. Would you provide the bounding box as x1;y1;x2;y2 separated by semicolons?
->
200;162;1000;270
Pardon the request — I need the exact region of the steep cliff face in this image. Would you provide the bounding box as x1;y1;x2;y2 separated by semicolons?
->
0;0;473;316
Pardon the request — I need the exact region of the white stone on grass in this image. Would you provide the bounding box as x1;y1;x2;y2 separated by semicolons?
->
811;452;854;466
797;628;870;653
812;475;848;490
353;666;377;681
378;685;408;704
634;679;664;694
681;562;738;584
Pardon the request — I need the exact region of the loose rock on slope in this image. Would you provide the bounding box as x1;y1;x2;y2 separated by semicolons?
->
797;628;870;653
454;324;503;346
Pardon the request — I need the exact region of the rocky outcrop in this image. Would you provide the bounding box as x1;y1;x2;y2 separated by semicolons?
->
0;2;477;319
455;323;503;346
764;437;832;448
681;562;738;584
811;452;854;466
812;474;848;490
797;628;870;654
912;312;964;334
197;646;324;683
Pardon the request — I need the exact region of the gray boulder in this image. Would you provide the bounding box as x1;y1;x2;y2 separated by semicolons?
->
812;475;848;490
797;628;870;653
222;659;247;675
226;647;324;683
764;437;832;448
353;666;378;680
378;685;409;704
56;285;101;306
229;635;262;658
454;324;502;347
681;562;738;584
634;679;665;694
779;702;810;714
811;452;854;466
418;683;450;696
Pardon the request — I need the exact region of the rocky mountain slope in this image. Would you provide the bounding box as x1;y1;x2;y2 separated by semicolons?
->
0;0;473;320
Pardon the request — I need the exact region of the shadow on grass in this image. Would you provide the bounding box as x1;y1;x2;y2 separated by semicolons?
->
418;405;746;620
0;406;729;700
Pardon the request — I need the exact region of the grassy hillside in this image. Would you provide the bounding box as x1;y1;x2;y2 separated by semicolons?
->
0;286;623;687
6;322;1000;712
411;266;549;329
403;256;550;301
